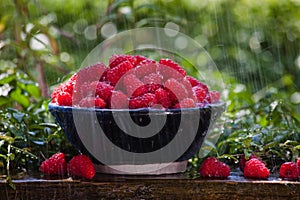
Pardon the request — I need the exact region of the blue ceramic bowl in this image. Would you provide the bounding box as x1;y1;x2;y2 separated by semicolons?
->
48;103;225;166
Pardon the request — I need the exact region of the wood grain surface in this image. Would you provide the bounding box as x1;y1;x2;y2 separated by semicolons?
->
1;174;300;200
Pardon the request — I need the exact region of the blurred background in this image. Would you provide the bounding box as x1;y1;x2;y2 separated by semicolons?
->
0;0;300;176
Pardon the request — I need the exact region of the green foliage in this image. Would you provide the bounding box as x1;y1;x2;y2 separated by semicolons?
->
194;75;300;170
0;60;40;108
0;100;73;178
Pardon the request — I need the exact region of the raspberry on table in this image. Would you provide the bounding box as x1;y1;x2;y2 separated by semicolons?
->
239;154;258;172
243;158;270;179
40;152;67;176
297;158;300;175
279;162;299;180
199;157;230;178
67;154;96;180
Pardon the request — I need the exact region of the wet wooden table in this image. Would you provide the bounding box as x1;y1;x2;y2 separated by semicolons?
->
1;173;300;199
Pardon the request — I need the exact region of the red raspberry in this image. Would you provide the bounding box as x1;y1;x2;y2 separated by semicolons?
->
109;54;137;68
157;64;184;81
99;68;109;82
123;74;147;97
106;61;134;86
78;81;95;98
185;76;202;87
244;158;270;179
147;83;162;94
51;74;77;104
239;154;258;172
51;86;61;104
210;90;221;103
67;154;96;179
180;77;194;98
165;89;178;105
297;158;300;175
61;74;77;95
129;93;157;109
56;91;72;106
142;73;163;85
109;90;128;109
79;97;106;108
204;93;212;104
174;98;196;109
199;157;230;178
193;85;208;103
76;62;107;85
279;162;299;180
40;152;67;176
79;81;114;101
164;78;188;102
159;58;186;77
95;82;114;101
134;60;157;78
61;82;74;96
155;88;172;109
134;55;148;65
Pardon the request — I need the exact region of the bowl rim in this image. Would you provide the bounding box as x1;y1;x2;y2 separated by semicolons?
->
48;101;226;114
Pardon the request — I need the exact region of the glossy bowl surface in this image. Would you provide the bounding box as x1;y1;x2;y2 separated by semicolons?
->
48;103;225;165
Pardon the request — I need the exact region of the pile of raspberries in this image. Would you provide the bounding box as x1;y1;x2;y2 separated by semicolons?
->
51;54;220;109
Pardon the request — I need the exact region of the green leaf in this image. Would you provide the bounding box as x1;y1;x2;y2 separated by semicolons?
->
26;84;40;99
0;97;10;106
10;88;30;108
0;74;15;85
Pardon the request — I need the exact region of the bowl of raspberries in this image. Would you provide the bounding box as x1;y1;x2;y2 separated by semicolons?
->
48;54;225;175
